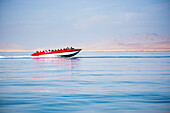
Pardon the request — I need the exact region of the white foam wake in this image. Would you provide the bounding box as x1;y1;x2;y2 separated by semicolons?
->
0;55;34;59
0;55;65;59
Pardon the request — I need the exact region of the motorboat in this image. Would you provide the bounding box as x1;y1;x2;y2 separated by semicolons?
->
31;48;82;57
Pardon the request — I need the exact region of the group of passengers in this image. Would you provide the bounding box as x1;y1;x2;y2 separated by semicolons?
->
36;47;74;53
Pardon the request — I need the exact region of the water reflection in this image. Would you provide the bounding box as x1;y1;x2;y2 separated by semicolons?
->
32;87;80;94
32;57;80;70
31;57;81;94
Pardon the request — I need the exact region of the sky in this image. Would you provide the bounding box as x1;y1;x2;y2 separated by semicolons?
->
0;0;170;49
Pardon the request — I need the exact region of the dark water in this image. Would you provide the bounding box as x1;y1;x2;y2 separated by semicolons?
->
0;51;170;113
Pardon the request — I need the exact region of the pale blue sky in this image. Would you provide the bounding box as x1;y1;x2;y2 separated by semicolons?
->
0;0;170;48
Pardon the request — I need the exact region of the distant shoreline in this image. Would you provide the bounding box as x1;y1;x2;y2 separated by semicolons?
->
0;49;170;52
83;49;170;51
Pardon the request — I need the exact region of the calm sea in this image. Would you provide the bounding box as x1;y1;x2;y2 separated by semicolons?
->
0;51;170;113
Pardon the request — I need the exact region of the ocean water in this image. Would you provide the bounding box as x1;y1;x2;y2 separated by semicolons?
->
0;51;170;113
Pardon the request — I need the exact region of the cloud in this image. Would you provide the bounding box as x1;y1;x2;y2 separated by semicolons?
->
123;12;143;21
73;15;108;29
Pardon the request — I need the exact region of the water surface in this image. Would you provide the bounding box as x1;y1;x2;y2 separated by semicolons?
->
0;51;170;113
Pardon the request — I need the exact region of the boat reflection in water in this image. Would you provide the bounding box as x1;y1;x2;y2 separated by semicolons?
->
31;57;81;94
32;57;80;70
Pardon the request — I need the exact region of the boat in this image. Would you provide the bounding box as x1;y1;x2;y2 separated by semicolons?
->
31;48;82;57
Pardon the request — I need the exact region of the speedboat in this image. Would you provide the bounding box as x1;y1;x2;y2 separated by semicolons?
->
31;48;82;57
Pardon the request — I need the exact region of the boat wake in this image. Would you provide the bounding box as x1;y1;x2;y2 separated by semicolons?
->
1;55;170;59
0;55;81;60
0;55;34;59
0;55;67;59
